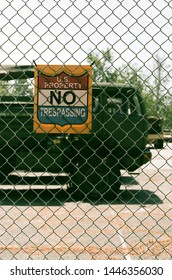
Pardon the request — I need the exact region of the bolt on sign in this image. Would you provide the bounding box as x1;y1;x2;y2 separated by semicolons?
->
34;65;92;134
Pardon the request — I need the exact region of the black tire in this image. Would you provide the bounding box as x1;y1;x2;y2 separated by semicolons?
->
154;139;163;149
69;158;121;200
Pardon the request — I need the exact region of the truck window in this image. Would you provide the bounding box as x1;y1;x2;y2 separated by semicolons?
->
92;97;99;113
128;93;142;116
105;91;142;116
107;97;123;114
92;87;142;117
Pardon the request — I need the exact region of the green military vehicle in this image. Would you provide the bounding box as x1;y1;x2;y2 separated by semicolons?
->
0;65;151;199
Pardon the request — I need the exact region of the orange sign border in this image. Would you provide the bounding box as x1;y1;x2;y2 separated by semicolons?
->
34;65;92;134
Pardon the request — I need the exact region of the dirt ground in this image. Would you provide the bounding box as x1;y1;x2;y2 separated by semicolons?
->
0;143;172;259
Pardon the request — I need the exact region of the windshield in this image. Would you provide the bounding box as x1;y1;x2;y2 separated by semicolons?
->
92;88;142;116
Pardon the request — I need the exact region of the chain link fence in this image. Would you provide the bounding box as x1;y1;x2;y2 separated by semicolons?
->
0;0;172;260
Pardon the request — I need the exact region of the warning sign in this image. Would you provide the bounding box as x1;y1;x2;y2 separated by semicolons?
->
34;65;92;134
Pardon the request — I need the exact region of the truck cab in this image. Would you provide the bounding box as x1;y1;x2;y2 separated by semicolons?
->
0;66;151;199
68;83;151;198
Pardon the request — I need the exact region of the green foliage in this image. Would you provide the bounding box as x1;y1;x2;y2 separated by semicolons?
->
142;92;157;116
88;49;118;82
163;103;172;128
88;49;144;89
0;79;33;97
11;79;33;96
0;81;12;96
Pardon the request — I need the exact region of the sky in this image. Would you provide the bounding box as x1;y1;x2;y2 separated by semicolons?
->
0;0;172;73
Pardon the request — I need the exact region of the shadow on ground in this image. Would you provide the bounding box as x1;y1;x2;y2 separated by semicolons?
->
0;174;162;206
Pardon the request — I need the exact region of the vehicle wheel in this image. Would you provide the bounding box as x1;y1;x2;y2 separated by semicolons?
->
154;139;163;149
0;148;16;180
69;158;121;200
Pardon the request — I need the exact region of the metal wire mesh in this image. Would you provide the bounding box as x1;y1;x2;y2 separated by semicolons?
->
0;0;172;260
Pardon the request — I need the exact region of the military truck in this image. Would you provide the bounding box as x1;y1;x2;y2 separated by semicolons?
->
0;65;151;199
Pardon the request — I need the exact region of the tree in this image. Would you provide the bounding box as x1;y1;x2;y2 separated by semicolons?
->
0;79;33;97
148;54;170;116
87;49;118;82
88;49;144;88
144;54;172;127
87;49;172;128
0;81;12;96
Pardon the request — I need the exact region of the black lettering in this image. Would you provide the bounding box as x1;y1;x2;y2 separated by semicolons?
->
10;269;14;275
50;90;61;105
65;266;71;275
63;91;76;105
50;90;76;105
